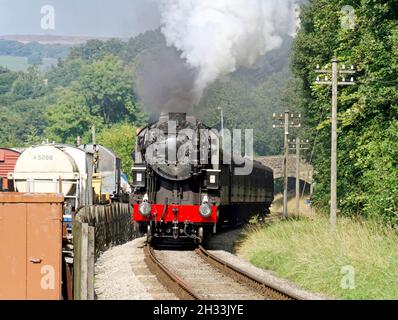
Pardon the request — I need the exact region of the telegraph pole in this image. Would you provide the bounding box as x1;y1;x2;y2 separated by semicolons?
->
331;60;338;230
273;111;301;219
315;59;356;229
289;138;310;216
295;137;300;216
283;111;289;219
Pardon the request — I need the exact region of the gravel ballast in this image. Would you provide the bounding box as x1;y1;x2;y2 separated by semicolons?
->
94;237;178;300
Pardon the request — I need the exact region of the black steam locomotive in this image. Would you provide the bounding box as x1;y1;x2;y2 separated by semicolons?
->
131;112;274;243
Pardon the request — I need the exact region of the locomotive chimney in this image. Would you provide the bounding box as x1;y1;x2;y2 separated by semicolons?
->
159;112;187;126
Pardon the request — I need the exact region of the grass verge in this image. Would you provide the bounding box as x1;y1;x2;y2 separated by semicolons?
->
236;216;398;299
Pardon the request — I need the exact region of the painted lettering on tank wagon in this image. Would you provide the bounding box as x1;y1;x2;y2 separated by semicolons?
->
33;155;54;161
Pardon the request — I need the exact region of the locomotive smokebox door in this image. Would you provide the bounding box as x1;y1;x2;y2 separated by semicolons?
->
132;167;146;187
206;169;221;190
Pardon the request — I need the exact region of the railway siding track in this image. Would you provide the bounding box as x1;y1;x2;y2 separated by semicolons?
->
144;244;302;300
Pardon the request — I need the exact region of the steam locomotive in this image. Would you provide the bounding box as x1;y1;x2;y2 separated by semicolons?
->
131;112;274;243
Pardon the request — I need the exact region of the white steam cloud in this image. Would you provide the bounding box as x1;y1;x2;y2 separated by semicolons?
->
157;0;297;103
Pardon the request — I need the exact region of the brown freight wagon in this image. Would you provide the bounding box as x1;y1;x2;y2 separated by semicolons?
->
0;148;20;191
0;193;64;300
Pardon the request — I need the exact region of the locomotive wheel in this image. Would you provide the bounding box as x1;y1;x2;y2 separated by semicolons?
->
146;224;152;244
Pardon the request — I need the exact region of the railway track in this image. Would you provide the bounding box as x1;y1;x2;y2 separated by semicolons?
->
144;244;200;300
143;244;301;300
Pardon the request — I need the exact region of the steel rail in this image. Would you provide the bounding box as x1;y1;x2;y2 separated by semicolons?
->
196;245;302;300
143;245;200;300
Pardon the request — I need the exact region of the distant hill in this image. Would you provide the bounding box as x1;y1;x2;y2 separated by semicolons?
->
0;38;74;71
0;34;127;45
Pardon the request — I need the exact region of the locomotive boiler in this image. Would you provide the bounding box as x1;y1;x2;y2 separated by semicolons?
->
131;112;274;243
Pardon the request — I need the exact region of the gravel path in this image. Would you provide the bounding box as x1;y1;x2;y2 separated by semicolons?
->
94;237;178;300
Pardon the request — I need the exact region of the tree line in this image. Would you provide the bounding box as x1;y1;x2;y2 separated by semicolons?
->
0;39;70;65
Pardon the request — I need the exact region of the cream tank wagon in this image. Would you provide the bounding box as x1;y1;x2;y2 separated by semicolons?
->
8;144;94;221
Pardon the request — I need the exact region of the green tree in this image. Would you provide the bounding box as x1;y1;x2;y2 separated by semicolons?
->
123;29;167;63
79;55;146;126
68;39;125;62
11;65;47;99
201;63;301;157
45;88;102;144
46;59;84;89
68;39;107;62
97;123;137;178
0;67;17;94
0;93;57;146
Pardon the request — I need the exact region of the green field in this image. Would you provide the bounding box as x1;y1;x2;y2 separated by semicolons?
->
0;55;57;72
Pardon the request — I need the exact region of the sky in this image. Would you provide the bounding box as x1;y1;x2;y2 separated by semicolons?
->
0;0;161;37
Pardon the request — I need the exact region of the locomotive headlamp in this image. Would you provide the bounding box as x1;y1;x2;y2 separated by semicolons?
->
199;203;212;218
206;169;221;190
132;166;146;188
139;201;152;217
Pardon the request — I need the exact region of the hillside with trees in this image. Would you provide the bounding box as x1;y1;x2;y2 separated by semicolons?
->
0;29;295;173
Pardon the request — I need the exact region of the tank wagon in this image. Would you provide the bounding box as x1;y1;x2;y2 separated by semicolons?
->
0;148;20;191
131;112;274;243
9;144;94;226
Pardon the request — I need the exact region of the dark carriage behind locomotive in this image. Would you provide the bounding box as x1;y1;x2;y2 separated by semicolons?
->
131;112;274;243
